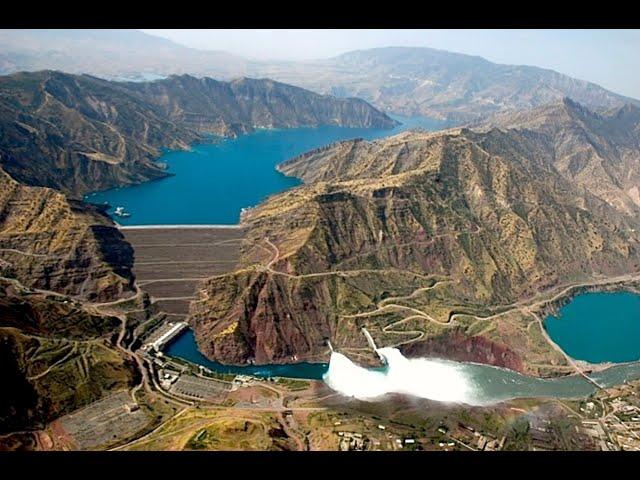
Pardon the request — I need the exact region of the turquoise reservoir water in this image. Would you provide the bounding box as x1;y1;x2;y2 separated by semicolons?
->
86;115;447;225
166;328;640;403
544;291;640;363
165;329;328;379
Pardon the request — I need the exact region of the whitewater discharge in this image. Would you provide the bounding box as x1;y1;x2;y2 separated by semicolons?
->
323;347;483;405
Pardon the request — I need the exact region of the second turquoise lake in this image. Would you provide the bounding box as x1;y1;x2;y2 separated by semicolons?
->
544;291;640;363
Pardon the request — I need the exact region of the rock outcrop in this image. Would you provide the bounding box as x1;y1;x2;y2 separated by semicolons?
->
0;168;135;302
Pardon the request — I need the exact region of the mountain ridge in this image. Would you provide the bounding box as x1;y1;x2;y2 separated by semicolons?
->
0;70;395;197
1;30;637;124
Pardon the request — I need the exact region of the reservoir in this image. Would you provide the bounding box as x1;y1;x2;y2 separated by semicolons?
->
544;291;640;363
87;115;447;226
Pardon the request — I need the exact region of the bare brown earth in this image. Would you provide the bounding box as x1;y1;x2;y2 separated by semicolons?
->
123;227;244;319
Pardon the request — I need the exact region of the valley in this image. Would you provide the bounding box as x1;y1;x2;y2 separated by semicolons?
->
2;29;640;452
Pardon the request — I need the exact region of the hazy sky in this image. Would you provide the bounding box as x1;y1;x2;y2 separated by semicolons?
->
141;29;640;99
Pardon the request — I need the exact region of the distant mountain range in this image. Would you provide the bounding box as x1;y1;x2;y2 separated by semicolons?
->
0;29;249;80
0;70;395;196
1;30;636;123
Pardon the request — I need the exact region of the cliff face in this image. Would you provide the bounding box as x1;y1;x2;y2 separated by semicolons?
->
399;329;525;373
189;105;640;370
0;169;135;302
0;71;396;197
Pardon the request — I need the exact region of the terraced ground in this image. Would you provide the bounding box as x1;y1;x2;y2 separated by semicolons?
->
122;227;245;320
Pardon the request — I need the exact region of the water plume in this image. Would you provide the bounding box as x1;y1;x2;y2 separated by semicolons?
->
321;328;640;405
323;347;477;405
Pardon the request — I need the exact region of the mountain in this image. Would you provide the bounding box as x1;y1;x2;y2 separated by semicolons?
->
1;31;636;124
189;101;640;374
0;71;198;197
122;74;399;135
0;166;140;432
475;99;640;214
0;29;249;80
0;70;395;197
258;47;638;123
283;98;640;215
0;168;135;301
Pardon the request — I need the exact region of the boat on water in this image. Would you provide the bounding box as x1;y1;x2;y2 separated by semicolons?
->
114;206;131;218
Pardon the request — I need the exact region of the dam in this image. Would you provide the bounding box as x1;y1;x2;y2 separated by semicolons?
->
122;226;244;320
143;321;188;352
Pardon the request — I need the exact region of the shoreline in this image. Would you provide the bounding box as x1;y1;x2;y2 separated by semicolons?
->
117;224;243;230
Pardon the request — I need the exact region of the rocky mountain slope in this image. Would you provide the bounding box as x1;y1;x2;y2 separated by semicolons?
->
476;98;640;214
0;168;135;302
189;101;640;373
284;98;640;216
0;70;395;197
0;71;198;197
123;74;398;136
0;166;140;433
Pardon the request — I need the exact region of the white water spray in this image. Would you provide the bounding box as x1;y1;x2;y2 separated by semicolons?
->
361;327;386;364
323;328;477;404
323;348;476;404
